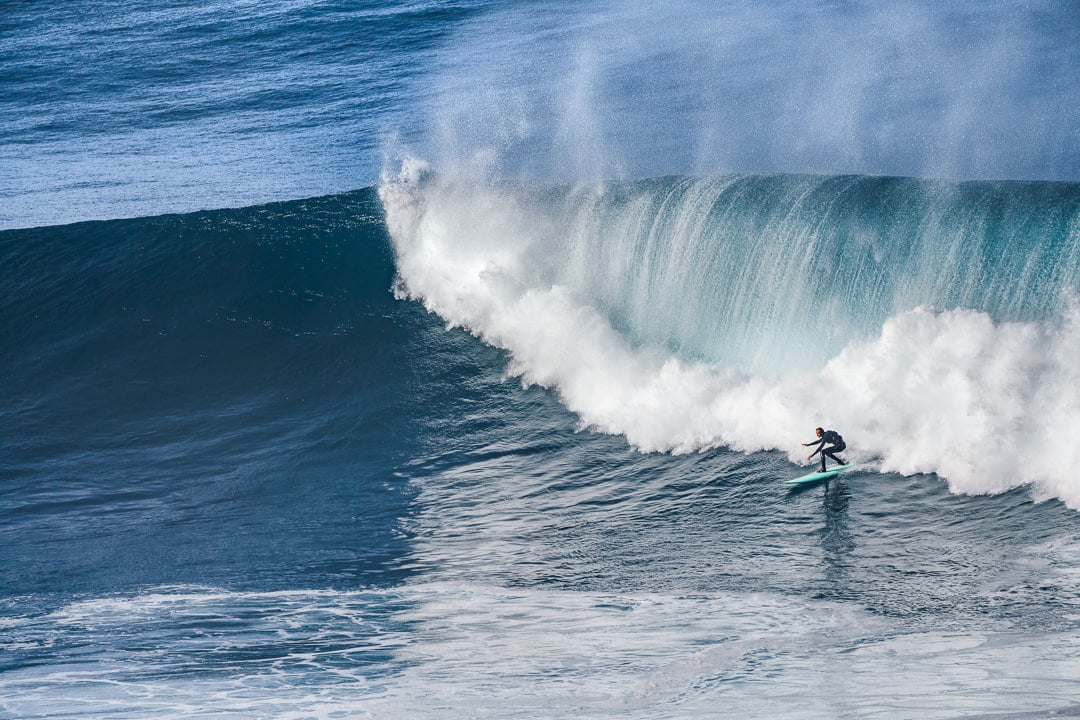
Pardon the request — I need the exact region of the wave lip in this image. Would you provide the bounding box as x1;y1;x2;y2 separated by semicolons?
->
380;163;1080;509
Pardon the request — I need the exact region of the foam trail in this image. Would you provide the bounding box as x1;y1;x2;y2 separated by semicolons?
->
379;162;1080;508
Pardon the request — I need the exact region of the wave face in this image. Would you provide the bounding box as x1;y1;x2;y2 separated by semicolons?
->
381;163;1080;506
0;191;429;596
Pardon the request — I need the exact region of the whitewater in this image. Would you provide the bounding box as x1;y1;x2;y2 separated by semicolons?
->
381;161;1080;507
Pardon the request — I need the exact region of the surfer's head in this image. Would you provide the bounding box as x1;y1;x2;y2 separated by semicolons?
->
815;427;824;436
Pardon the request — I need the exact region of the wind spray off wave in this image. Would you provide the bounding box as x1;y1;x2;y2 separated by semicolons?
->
380;161;1080;507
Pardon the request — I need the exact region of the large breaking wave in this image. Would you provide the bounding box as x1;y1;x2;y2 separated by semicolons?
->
380;160;1080;508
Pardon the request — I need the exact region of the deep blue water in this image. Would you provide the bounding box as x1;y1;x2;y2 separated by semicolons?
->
3;1;1080;718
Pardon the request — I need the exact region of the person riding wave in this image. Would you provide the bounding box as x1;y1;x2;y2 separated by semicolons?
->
803;427;847;472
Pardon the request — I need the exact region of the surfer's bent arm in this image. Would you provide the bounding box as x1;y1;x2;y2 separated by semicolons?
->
803;438;825;461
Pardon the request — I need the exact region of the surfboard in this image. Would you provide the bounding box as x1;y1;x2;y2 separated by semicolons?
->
785;464;852;485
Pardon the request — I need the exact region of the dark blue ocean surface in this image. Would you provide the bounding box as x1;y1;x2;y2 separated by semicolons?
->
2;1;1080;718
1;193;417;596
0;0;481;228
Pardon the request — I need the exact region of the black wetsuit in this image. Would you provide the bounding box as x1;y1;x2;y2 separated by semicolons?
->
808;430;846;472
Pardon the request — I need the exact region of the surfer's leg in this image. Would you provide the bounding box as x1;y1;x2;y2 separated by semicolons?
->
823;444;845;467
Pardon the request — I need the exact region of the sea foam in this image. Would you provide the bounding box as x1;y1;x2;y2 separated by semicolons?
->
380;161;1080;508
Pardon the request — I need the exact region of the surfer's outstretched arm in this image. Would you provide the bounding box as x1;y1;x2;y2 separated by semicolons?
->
804;436;829;461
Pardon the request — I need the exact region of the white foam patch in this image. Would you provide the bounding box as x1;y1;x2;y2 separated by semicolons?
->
4;584;1079;719
379;164;1080;509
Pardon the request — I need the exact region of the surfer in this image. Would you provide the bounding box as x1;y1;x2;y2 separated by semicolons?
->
803;427;847;472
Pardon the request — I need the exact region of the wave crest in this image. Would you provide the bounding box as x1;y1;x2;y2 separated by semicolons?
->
380;163;1080;508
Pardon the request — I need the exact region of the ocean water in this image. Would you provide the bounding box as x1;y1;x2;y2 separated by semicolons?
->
3;1;1080;718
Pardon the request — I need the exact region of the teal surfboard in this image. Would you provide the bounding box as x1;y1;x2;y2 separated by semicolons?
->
785;464;852;485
